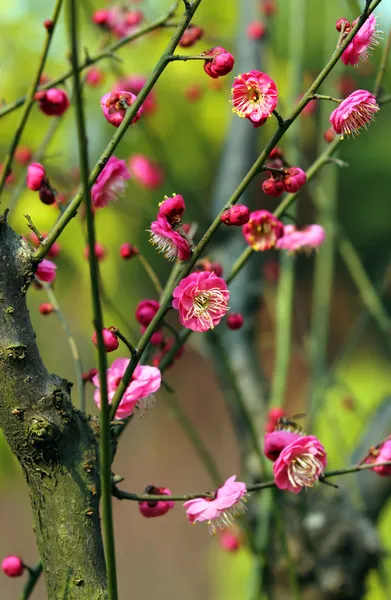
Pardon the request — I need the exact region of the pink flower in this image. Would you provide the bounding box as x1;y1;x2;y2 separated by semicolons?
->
231;71;278;127
1;556;24;577
264;430;302;462
226;313;244;330
283;167;306;193
221;205;250;227
92;329;119;353
247;21;266;40
179;24;204;48
273;435;327;493
100;91;143;127
242;210;284;251
364;438;391;477
149;215;191;262
36;259;57;283
341;15;380;66
112;76;156;115
138;486;174;518
128;154;164;189
86;67;105;87
135;299;160;327
158;194;185;224
35;88;70;116
183;475;247;534
93;358;161;419
219;530;241;552
329;90;379;136
276;224;326;253
91;156;131;208
27;162;46;191
172;271;229;332
203;47;235;79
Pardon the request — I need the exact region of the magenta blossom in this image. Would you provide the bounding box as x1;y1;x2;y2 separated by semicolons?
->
276;224;326;253
149;215;191;262
264;430;302;462
36;259;57;283
221;205;250;227
128;154;164;189
135;299;160;327
273;435;327;494
329;90;379;136
100;91;143;127
341;15;380;66
364;437;391;477
283;167;307;193
231;71;278;127
183;475;247;534
27;162;46;191
91;156;131;208
172;271;229;332
93;358;161;420
242;210;284;251
112;75;156;114
92;328;119;353
139;486;174;518
158;194;185;224
203;47;235;79
35;88;70;116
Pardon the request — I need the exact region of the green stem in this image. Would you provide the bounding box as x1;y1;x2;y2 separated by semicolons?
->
137;254;163;295
41;282;85;412
169;54;210;61
18;562;43;600
163;384;222;485
0;3;179;120
312;94;341;103
68;1;117;597
0;0;64;197
374;26;391;98
33;0;203;264
275;499;301;600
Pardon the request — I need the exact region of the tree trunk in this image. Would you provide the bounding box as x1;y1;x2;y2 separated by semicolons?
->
0;213;108;599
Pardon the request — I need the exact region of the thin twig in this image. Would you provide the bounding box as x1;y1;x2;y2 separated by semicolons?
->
18;561;43;600
374;27;391;98
137;254;163;295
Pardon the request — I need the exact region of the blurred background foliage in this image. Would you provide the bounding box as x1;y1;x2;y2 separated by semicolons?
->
0;0;391;598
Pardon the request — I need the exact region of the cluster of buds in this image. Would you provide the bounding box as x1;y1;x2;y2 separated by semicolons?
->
92;5;143;39
149;194;192;262
262;163;307;197
26;162;56;205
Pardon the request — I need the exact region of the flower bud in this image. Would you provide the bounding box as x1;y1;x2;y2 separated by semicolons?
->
158;194;186;224
262;177;284;197
219;531;241;552
135;300;160;327
336;18;350;32
1;556;24;577
265;407;285;432
125;11;143;26
92;9;111;28
84;242;106;261
36;259;57;283
92;328;119;352
15;146;32;165
86;67;105;87
247;21;266;40
120;243;139;259
323;128;336;143
141;326;163;346
226;313;244;330
203;47;235;79
39;183;56;205
268;147;283;160
138;485;174;518
35;88;70;117
179;24;204;48
221;204;250;227
283;167;307;193
27;162;46;191
39;302;54;315
82;368;98;383
195;258;224;277
43;19;54;32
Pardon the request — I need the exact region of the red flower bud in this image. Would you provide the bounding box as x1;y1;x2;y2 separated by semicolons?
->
1;556;24;578
335;18;350;32
27;163;45;191
82;368;98;383
262;177;284;197
39;302;54;315
226;313;244;330
179;24;204;48
221;204;250;226
120;243;139;259
84;243;106;261
135;300;160;327
247;21;266;40
92;328;119;352
203;47;235;79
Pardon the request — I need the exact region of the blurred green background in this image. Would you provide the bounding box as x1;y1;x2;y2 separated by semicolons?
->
0;0;391;598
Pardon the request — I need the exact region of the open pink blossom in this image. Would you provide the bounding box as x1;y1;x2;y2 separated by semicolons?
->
36;259;57;283
149;215;191;262
139;486;174;518
183;475;247;534
276;224;326;253
329;90;379;136
158;194;185;224
128;154;164;189
93;358;161;420
91;156;130;208
35;88;70;116
100;91;143;127
172;271;229;332
112;76;156;115
273;435;327;493
242;210;284;251
341;15;380;66
363;437;391;477
203;47;235;79
264;430;302;462
231;71;278;127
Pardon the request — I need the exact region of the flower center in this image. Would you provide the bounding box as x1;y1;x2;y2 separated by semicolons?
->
187;287;228;328
287;452;324;489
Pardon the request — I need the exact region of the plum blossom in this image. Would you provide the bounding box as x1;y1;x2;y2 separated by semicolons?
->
273;435;327;493
100;91;143;127
183;475;247;534
276;224;326;253
91;156;130;208
363;437;391;477
138;486;174;518
242;210;284;251
36;259;57;283
93;358;161;419
129;154;164;189
112;76;156;114
149;215;191;262
203;47;234;79
341;15;381;66
329;90;379;136
35;88;70;116
172;271;229;332
231;71;278;127
264;430;302;462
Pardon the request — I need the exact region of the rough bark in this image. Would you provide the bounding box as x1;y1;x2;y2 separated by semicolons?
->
0;213;107;599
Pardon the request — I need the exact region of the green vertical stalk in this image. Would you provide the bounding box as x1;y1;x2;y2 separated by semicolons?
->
0;0;64;197
67;1;118;598
19;562;43;600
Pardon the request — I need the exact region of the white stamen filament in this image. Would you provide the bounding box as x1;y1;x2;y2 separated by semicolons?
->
287;453;324;489
186;287;228;329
